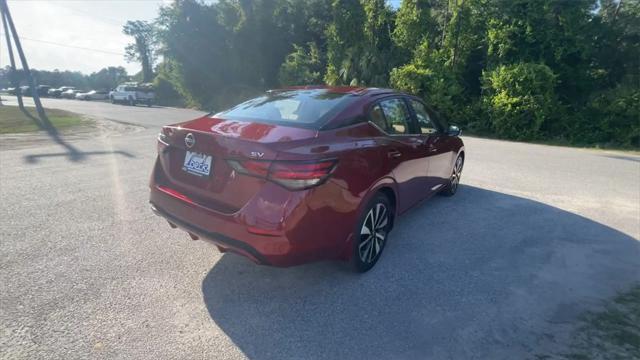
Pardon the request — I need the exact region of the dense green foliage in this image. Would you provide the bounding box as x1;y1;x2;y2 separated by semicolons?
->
279;43;324;85
147;0;638;147
482;63;557;140
3;0;637;147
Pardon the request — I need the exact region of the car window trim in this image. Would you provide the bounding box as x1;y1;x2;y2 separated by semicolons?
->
366;95;420;137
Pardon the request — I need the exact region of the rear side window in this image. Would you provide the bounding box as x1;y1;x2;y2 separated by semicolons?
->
217;89;354;127
370;98;413;135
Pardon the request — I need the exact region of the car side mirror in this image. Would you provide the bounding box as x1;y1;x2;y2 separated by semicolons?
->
447;125;461;137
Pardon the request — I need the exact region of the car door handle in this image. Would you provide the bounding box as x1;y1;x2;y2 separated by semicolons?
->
428;144;438;153
388;149;402;158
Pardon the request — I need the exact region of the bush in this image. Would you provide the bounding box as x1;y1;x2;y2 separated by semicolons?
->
153;75;185;107
574;86;640;147
390;43;462;122
482;63;557;140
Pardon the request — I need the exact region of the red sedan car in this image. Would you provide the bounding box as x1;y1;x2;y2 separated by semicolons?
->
150;86;464;272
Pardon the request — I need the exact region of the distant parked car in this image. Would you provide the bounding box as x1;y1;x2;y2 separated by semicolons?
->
48;86;75;98
7;87;17;95
109;83;154;106
75;90;109;101
19;85;32;96
36;85;51;97
61;89;80;99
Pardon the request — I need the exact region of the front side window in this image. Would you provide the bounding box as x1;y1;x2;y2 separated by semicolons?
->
377;98;413;135
410;99;438;134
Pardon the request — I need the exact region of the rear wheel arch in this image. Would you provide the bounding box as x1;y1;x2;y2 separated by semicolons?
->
377;186;396;230
356;179;398;230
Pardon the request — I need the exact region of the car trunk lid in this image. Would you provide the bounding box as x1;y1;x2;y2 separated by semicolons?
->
156;115;318;212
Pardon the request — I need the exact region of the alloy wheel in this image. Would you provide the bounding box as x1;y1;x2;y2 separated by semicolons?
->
450;156;464;192
358;203;389;264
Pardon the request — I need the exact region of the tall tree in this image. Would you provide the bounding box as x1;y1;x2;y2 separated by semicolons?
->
485;0;596;103
325;0;394;86
361;0;395;86
123;20;155;82
324;0;367;85
393;0;437;57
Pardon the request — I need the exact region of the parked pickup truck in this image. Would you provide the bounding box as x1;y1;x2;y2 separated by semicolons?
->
109;83;155;106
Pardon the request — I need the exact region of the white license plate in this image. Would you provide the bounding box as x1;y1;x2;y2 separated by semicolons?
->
182;151;212;177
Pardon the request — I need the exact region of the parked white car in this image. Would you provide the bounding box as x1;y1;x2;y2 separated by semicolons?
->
76;90;109;101
61;89;80;99
109;83;154;106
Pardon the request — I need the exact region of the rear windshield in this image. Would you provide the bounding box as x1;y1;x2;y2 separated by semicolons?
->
216;89;354;128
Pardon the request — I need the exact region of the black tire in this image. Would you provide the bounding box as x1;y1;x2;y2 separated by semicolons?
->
351;193;393;273
440;154;464;196
128;97;135;106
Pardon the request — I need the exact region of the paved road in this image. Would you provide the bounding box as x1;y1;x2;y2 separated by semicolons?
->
1;97;639;359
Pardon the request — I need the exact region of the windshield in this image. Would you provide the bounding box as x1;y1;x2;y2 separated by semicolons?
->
216;89;354;127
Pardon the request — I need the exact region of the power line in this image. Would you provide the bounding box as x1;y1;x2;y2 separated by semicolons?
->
0;32;124;56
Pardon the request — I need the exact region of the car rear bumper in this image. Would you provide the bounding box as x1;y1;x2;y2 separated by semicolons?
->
150;202;271;265
149;178;359;267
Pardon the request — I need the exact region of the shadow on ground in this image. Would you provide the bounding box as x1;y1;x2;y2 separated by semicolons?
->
201;186;640;359
601;154;640;163
24;149;135;164
17;107;135;163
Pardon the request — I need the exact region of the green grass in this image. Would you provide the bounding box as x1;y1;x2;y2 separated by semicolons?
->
543;285;640;359
0;106;87;134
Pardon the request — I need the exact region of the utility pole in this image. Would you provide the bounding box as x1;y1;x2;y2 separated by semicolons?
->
0;0;48;123
1;5;23;110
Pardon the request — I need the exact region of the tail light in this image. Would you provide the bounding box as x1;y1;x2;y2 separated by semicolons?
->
227;159;337;190
157;127;172;148
157;132;169;145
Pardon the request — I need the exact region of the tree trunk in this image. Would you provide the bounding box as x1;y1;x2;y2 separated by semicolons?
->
137;37;152;82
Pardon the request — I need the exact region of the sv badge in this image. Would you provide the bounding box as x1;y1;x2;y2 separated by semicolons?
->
250;151;265;158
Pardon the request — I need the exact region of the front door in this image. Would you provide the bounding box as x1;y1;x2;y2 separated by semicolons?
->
371;98;430;212
407;99;454;194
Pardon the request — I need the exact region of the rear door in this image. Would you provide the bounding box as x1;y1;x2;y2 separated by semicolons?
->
407;99;454;192
371;97;431;212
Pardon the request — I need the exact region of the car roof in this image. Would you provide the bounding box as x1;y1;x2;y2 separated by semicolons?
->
269;85;400;98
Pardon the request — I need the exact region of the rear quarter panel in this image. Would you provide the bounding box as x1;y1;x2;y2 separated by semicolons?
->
274;122;400;260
